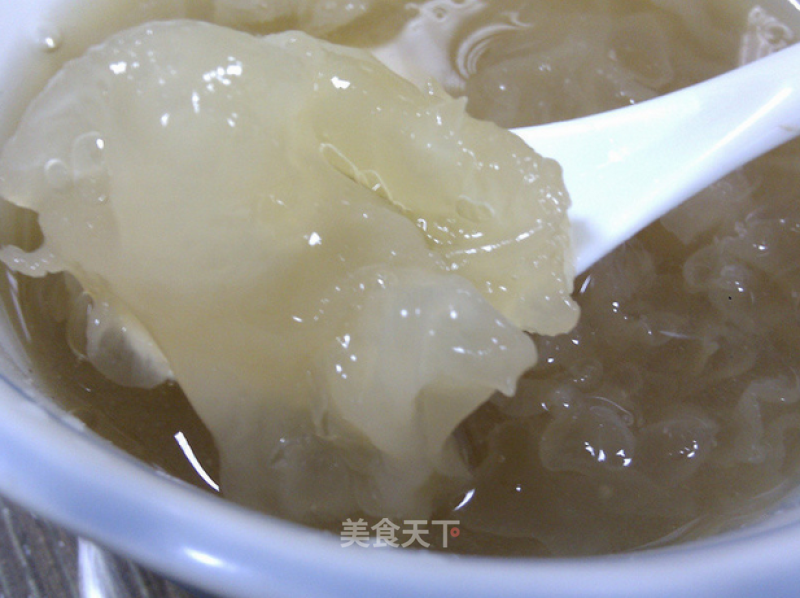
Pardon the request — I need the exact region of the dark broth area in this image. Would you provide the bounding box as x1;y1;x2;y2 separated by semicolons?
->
2;269;220;491
4;0;800;557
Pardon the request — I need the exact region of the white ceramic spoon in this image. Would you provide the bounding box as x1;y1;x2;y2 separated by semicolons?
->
512;43;800;275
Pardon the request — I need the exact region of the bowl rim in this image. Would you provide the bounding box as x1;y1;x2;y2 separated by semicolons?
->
2;374;800;598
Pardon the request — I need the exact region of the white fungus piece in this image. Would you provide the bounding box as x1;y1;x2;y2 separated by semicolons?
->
0;20;577;517
210;0;402;35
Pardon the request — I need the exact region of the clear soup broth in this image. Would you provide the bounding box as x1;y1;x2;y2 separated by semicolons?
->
4;0;800;557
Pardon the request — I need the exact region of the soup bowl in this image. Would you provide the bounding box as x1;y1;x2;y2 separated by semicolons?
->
2;1;800;596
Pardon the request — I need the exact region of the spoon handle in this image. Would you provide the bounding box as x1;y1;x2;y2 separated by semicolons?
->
513;43;800;275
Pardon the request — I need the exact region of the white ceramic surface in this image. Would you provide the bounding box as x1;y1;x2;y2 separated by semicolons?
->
514;42;800;274
3;2;800;597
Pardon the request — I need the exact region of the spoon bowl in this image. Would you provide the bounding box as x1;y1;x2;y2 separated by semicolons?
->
512;43;800;274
